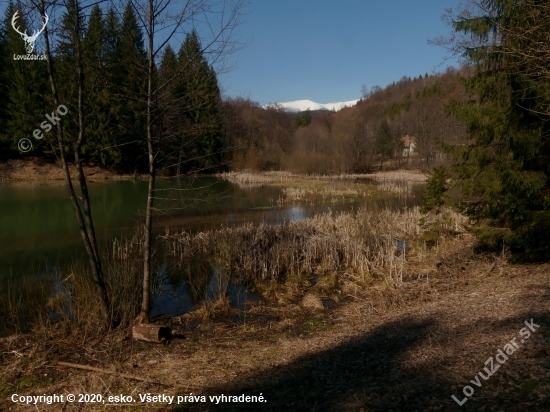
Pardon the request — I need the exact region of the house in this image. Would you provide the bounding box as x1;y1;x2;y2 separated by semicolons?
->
401;135;417;156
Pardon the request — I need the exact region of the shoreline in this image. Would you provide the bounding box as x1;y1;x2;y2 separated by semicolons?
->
0;158;428;186
1;206;548;410
0;157;135;186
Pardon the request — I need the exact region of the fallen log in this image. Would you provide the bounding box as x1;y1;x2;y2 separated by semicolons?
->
132;324;172;343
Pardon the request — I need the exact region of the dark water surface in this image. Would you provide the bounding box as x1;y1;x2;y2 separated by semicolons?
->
0;176;424;318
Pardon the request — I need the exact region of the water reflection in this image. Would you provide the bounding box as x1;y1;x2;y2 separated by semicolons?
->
0;176;425;318
150;267;195;319
150;264;260;320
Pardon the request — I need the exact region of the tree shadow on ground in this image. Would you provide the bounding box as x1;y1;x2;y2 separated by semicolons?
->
171;307;550;412
174;316;446;411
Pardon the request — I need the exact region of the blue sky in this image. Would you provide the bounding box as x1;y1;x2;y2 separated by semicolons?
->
219;0;461;105
0;0;461;106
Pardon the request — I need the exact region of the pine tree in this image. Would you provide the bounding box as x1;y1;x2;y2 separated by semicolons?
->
81;3;120;166
374;118;395;169
447;0;550;261
0;5;9;154
114;1;148;172
176;30;223;172
158;44;183;174
2;2;49;154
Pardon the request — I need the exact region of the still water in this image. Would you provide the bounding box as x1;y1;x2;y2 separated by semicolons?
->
0;176;424;318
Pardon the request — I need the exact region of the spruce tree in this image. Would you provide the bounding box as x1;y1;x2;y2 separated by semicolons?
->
176;30;223;172
294;109;311;129
2;2;49;154
100;5;126;166
56;0;86;149
114;1;148;173
158;44;182;174
81;3;120;166
374;118;395;168
447;0;550;261
0;5;9;154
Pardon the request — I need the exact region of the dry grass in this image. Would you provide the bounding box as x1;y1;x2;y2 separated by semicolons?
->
160;207;468;314
219;170;422;201
343;170;428;182
1;204;549;411
2;238;547;412
0;230;147;339
219;170;427;184
6;205;550;412
218;171;294;184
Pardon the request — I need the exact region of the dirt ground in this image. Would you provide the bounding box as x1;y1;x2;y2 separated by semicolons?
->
0;157;129;184
1;231;549;411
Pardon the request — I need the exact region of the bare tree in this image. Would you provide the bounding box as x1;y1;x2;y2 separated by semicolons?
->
127;0;246;324
34;0;112;323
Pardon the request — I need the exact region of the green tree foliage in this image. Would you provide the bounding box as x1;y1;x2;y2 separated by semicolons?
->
2;2;49;154
294;109;311;129
80;4;120;166
157;44;182;173
56;0;86;148
374;118;395;167
114;2;148;172
421;166;449;213
173;30;223;172
447;0;550;261
0;5;9;155
0;1;230;173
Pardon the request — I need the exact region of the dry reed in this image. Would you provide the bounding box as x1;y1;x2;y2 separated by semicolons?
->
219;170;427;184
0;230;149;338
160;207;465;297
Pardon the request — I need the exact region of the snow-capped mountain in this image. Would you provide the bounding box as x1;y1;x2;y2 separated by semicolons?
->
264;99;359;113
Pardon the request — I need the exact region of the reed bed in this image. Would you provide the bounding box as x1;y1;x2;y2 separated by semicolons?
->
219;170;428;184
160;207;459;296
377;180;409;193
218;171;295;185
0;205;467;337
0;231;148;337
0;271;52;336
338;170;428;182
282;187;311;201
282;186;363;202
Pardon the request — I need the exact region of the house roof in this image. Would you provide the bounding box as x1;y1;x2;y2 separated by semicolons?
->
400;135;416;146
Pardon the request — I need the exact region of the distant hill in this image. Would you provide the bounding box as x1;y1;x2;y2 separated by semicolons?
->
264;99;360;113
223;67;471;174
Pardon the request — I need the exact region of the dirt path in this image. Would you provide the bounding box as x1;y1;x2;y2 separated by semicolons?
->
2;238;548;411
158;257;549;411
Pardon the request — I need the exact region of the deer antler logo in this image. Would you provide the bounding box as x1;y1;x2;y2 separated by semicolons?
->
11;11;49;54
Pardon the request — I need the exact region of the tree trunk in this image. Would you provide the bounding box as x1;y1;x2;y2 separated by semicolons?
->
137;0;156;324
40;0;110;322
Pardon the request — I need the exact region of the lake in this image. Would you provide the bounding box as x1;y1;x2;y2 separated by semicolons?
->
0;175;425;318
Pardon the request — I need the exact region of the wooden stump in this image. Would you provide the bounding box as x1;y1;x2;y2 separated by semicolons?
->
132;324;172;343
